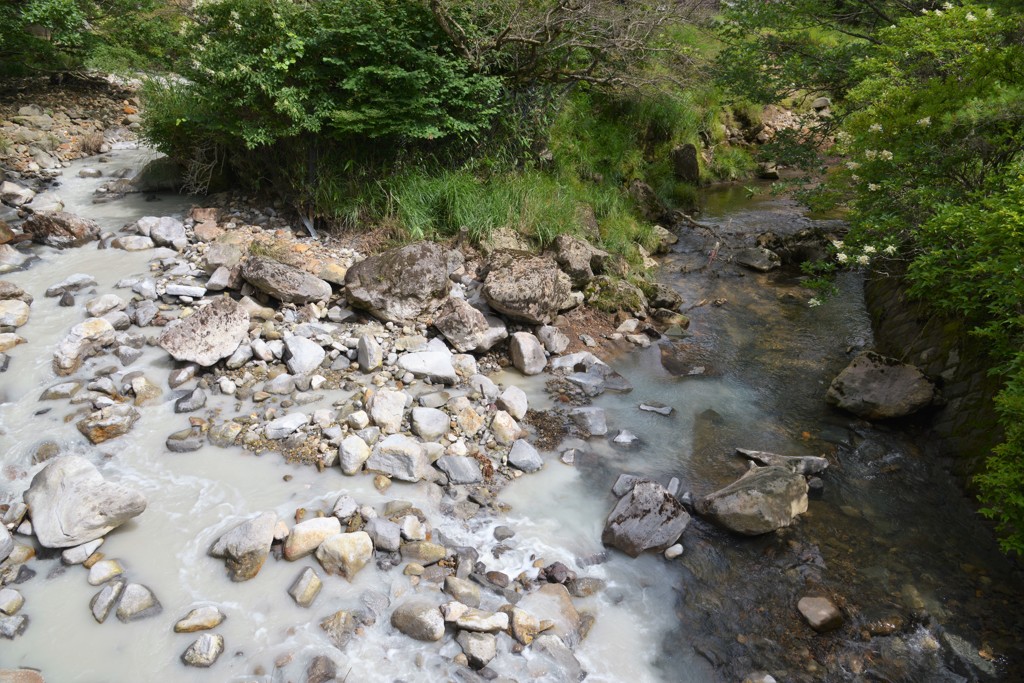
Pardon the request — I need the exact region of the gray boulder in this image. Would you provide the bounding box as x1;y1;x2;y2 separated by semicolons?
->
397;351;457;385
22;211;100;248
0;526;12;563
208;511;277;581
509;332;547;375
345;242;453;324
602;480;689;557
433;297;507;353
284;336;325;376
553;234;608;286
411;407;449;441
436;455;483;484
508;439;543;473
158;297;250;366
697;466;809;535
826;351;935;419
735;247;781;272
116;583;162;622
241;256;332;304
391;599;444;641
483;251;572;324
138;216;186;250
25;456;146;548
366;434;430;482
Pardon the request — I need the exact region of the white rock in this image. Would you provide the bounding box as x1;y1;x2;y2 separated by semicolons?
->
497;385;528;421
369;389;407;434
339;434;371;475
283;517;342;561
315;531;373;580
265;413;308;439
509;332;547;375
285;335;326;376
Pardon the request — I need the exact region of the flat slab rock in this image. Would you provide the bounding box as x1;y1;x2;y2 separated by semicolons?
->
697;465;808;536
158;297;250;366
602;480;690;557
826;351;935;420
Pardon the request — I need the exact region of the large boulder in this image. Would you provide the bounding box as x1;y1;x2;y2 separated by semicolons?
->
241;256;333;304
208;511;277;581
366;435;430;482
158;297;250;366
697;466;809;536
553;234;608;286
345;242;453;324
24;456;147;548
825;351;935;420
602;480;690;557
483;251;572;325
433;297;507;353
21;212;100;248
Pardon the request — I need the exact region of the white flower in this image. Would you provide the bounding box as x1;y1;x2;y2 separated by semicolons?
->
868;183;881;191
917;116;931;127
943;2;953;10
857;254;871;266
836;252;849;264
808;298;822;308
935;9;943;16
869;123;883;133
832;240;845;249
880;150;894;161
836;131;851;143
966;12;977;21
865;150;878;160
851;174;860;182
884;244;898;255
986;8;995;18
863;245;877;254
921;8;929;14
845;161;861;170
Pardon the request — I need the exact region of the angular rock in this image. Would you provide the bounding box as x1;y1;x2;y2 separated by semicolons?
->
175;388;207;413
340;434;371;475
181;633;225;668
397;351;457;385
364;518;402;552
209;511;277;581
265;412;308;439
0;300;29;328
518;584;580;645
401;541;447;566
508;439;543;473
53;317;115;376
315;531;373;580
357;334;382;373
174;605;227;633
22;211;100;248
602;480;689;557
483;251;572;324
697;466;809;535
671;143;701;183
241;256;332;304
497;385;528;421
158;297;249;367
411;407;449;441
116;583;162;622
112;235;155;251
88;559;124;585
77;404;141;444
366;435;429;482
553;234;608;286
90;580;125;623
434;297;508;353
797;596;843;633
735;247;781;272
455;608;509;633
436;455;483;484
345;242;453;324
569;406;607;436
319;609;357;649
0;615;28;640
25;455;146;548
1;527;14;563
0;181;35;206
390;599;444;641
139;216;186;250
826;351;935;420
510;332;546;375
288;567;323;607
369;389;406;434
457;631;497;670
283;517;342;561
491;411;521;445
284;335;325;376
533;634;586;682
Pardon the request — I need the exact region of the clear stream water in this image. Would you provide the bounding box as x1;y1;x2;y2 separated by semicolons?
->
0;153;1021;682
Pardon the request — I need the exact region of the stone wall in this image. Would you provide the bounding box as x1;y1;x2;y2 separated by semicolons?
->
864;272;1003;481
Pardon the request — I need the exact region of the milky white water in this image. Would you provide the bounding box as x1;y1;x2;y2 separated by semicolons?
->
0;149;711;681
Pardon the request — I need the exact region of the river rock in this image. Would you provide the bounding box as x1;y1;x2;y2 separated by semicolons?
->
455;608;509;633
697;465;809;535
315;531;373;580
391;599;444;641
533;634;586;682
402;541;447;565
433;297;508;352
518;584;580;644
0;588;23;616
397;351;457;385
284;517;342;561
288;567;323;607
174;605;226;632
22;211;100;248
112;235;154;251
89;580;124;623
116;583;162;622
138;216;186;250
209;511;277;581
735;247;781;272
364;518;401;552
175;388;207;413
483;251;572;324
369;389;407;434
88;559;124;585
497;385;528;421
553;234;608;286
0;615;28;640
411;407;449;441
366;435;429;482
158;297;249;366
0;300;29;328
602;480;690;557
345;242;453;324
284;335;325;375
242;256;332;304
77;404;141;444
736;448;829;475
457;630;497;670
265;412;308;439
25;456;146;548
53;317;115;375
508;439;543;473
797;596;843;632
569;406;608;436
509;332;547;375
340;434;371;475
491;411;521;445
181;633;225;668
436;455;483;484
0;181;35;206
825;351;936;419
357;333;382;372
0;527;13;563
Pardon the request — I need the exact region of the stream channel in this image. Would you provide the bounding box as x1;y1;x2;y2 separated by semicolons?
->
1;147;1023;682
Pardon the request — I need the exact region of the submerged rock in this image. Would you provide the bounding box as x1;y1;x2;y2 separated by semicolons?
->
158;297;250;367
697;465;809;535
797;596;843;633
53;317;115;376
602;480;690;557
345;242;453;323
736;448;829;475
826;351;935;420
77;404;141;444
25;455;146;548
